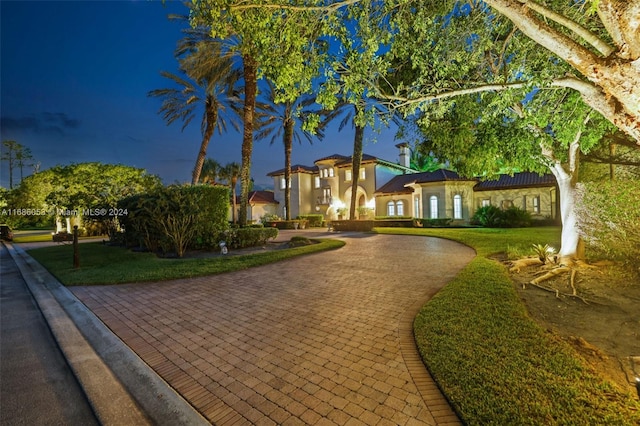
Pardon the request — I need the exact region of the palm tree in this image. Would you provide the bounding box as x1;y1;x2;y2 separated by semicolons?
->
149;28;241;185
256;82;323;220
219;162;241;224
199;158;221;185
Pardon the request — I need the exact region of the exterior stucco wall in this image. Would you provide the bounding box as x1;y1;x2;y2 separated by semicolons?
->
376;193;413;217
473;187;557;219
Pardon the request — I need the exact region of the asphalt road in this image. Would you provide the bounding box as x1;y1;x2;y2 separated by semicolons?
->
0;243;99;425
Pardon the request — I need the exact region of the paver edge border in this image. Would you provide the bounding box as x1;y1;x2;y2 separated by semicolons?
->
5;242;210;426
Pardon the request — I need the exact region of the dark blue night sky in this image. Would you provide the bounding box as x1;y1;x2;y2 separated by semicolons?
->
1;0;401;189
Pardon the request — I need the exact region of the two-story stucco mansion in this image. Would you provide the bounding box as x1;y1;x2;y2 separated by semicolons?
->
245;143;559;224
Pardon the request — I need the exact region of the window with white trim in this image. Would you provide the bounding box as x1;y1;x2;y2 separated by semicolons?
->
387;201;395;216
482;199;491;207
345;170;352;181
328;168;334;177
453;194;462;219
314;176;320;188
533;196;540;214
430;195;438;219
396;200;404;216
360;168;366;179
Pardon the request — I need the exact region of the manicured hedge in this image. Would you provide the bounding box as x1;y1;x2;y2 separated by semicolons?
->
297;214;324;227
264;220;309;230
224;227;278;249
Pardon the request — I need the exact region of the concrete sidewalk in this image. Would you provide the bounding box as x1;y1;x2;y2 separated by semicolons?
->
3;241;209;425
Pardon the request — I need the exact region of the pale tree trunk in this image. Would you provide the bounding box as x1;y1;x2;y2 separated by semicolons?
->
540;119;588;261
486;0;640;144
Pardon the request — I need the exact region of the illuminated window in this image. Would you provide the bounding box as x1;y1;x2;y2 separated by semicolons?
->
360;168;366;179
323;188;331;204
453;194;462;219
533;196;540;214
482;199;490;207
387;200;404;216
345;170;352;181
314;176;320;188
328;168;334;177
387;201;395;216
430;196;438;219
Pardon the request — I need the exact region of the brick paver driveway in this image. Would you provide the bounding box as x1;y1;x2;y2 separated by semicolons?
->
72;233;475;425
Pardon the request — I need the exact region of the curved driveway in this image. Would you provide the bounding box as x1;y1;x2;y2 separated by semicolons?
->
72;233;475;425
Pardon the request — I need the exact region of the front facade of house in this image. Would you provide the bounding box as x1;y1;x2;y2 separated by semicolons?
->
265;146;559;223
267;153;414;220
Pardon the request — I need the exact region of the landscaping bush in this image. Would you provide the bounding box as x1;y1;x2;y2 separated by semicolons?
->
471;205;531;228
297;214;324;227
470;205;504;227
224;227;278;249
414;218;453;227
576;180;640;273
501;206;532;227
373;219;414;228
119;185;229;257
264;220;308;230
331;220;375;232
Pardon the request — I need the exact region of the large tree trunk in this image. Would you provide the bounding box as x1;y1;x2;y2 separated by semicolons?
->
239;56;258;226
283;116;294;221
541;133;584;262
192;99;216;185
349;123;364;220
486;0;640;144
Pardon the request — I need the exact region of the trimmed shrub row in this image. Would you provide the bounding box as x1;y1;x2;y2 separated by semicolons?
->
471;205;532;228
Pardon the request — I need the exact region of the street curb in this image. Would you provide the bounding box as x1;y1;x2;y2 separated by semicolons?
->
5;242;210;426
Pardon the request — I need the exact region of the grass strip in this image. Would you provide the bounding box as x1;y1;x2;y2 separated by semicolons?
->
375;227;640;425
28;239;344;286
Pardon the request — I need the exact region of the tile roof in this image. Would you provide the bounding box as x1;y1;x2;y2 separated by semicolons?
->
314;153;350;163
375;170;557;194
375;169;475;194
474;172;556;191
266;164;319;176
334;154;378;167
234;190;279;204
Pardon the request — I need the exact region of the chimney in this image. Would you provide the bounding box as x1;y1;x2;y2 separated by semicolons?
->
396;143;410;168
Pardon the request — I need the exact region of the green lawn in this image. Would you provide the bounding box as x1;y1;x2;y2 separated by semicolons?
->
375;227;640;425
28;239;344;285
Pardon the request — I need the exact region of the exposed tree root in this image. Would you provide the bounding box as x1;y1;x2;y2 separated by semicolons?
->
530;266;572;285
509;257;543;273
511;255;607;304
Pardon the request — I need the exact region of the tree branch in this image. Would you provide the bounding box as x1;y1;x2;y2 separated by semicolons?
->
551;76;640;144
378;82;528;109
230;0;359;13
518;0;615;57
